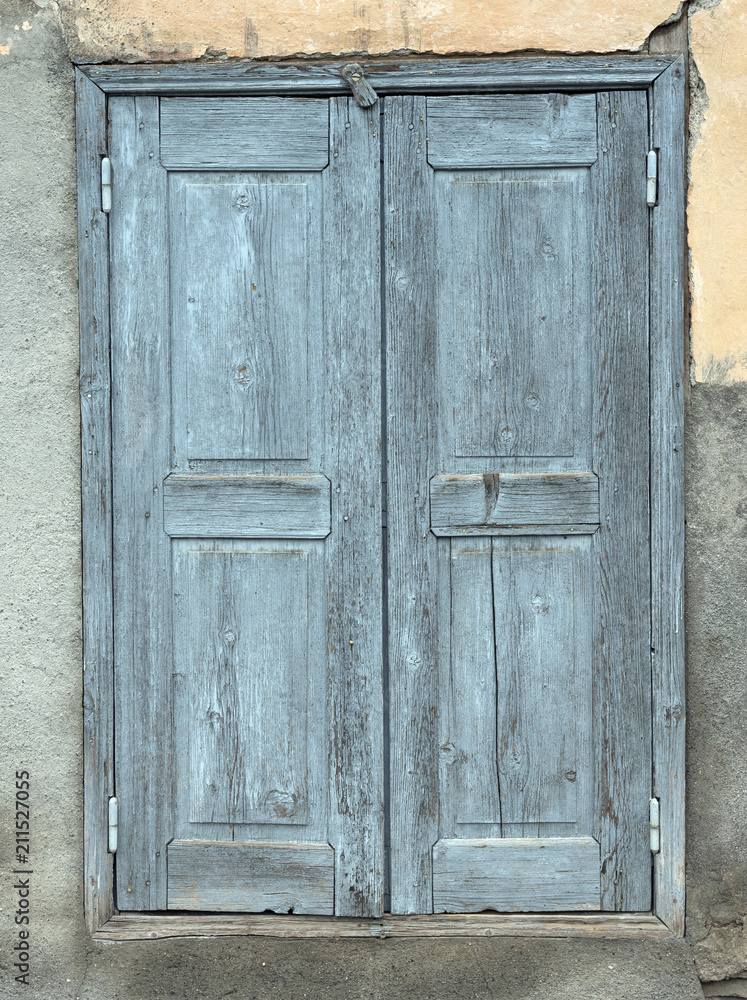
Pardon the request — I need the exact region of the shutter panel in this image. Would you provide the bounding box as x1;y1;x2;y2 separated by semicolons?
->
385;93;652;913
110;96;384;916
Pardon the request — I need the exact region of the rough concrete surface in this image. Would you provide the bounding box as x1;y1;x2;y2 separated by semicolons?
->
0;0;745;994
685;384;747;985
0;934;710;1000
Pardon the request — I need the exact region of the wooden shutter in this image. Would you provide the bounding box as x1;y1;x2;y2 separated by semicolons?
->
385;93;652;913
110;96;384;916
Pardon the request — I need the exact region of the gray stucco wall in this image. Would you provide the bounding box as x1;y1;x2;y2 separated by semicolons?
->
0;0;743;996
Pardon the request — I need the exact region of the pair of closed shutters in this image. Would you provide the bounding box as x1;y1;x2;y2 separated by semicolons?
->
110;90;651;916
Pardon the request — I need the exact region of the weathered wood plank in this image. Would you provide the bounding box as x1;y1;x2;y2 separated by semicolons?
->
427;94;597;168
385;95;439;914
650;57;687;937
160;97;329;170
170;538;328;852
324;98;384;916
96;910;671;941
167;840;335;914
447;540;502;834
162;474;331;538
432;838;601;913
435;167;581;464
171;173;318;461
77;70;114;935
183;548;311;825
430;473;600;535
591;91;652;911
110;96;172;910
80;56;675;96
493;539;592;839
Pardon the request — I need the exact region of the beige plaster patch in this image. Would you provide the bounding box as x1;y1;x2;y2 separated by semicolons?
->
56;0;679;62
690;0;747;383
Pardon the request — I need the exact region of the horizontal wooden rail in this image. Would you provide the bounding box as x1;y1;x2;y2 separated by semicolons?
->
79;55;676;96
430;472;600;536
163;474;331;538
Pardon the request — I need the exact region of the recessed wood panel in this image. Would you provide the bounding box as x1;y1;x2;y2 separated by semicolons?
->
171;173;320;461
427;94;597;168
442;538;592;837
167;840;335;914
160;98;329;170
436;169;586;460
493;538;592;835
183;548;310;825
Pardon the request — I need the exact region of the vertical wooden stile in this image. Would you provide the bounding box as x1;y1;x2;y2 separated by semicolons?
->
77;71;114;934
651;57;687;936
325;97;385;916
385;96;440;914
109;96;172;910
591;91;652;911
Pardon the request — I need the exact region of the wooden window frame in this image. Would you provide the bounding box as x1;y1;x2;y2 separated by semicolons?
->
77;54;686;939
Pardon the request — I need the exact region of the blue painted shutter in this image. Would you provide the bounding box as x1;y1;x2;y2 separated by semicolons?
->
385;93;652;914
110;96;384;916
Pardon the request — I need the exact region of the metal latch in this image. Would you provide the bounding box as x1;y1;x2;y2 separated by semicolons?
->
341;63;378;108
646;150;658;207
108;796;118;853
649;797;660;854
101;157;112;214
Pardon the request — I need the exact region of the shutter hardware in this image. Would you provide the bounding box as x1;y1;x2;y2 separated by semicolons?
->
649;797;660;854
108;796;118;853
646;150;658;207
341;64;378;108
101;157;112;213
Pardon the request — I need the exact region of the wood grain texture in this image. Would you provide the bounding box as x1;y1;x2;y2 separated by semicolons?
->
427;94;597;168
493;539;592;838
77;71;114;935
171;172;318;461
435;168;580;463
80;56;676;96
183;548;310;825
650;57;687;936
324;98;384;916
591;91;652;912
447;540;502;833
432;838;601;913
162;474;331;538
160;97;329;170
385;95;439;914
167;840;335;914
170;539;329;852
109;96;172;910
96;910;671;940
430;473;600;535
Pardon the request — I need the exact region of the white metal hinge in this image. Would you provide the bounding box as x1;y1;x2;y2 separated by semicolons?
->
108;796;118;853
649;797;660;854
646;150;658;207
101;157;112;213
